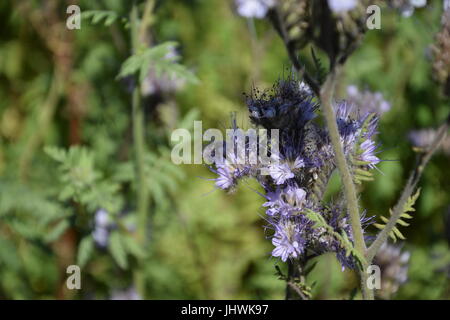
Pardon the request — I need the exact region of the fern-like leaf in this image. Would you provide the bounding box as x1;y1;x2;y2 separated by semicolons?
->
373;188;421;242
81;10;125;27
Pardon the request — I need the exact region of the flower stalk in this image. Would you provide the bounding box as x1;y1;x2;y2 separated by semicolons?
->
320;68;373;300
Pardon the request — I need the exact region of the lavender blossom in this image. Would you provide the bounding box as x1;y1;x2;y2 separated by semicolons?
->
267;155;305;185
263;184;308;217
359;139;380;168
235;0;275;19
268;163;295;185
327;0;357;13
214;165;235;190
271;218;307;262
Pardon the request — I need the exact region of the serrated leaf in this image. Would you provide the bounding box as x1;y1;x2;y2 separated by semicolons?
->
77;236;94;268
116;42;198;86
81;10;122;27
373;188;421;240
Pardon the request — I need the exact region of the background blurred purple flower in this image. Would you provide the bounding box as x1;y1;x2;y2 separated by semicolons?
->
93;209;111;248
408;128;450;155
235;0;275;19
346;85;391;115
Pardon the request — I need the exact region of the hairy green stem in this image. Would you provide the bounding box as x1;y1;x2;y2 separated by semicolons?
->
320;68;372;300
366;115;450;262
130;2;150;299
285;260;309;300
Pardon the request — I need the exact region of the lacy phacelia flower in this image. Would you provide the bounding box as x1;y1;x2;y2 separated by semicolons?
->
271;218;307;261
208;77;381;268
267;154;305;185
327;0;357;13
235;0;275;19
263;184;308;217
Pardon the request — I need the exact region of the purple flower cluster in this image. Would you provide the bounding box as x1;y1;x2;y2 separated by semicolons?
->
208;77;381;268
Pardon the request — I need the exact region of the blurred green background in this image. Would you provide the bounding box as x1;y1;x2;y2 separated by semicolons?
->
0;0;449;299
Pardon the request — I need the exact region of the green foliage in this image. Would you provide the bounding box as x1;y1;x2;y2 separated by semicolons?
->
45;146;122;214
117;42;199;85
77;236;94;268
109;231;128;269
81;10;125;27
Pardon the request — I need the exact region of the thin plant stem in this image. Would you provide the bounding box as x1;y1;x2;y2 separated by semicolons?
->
320;68;373;300
130;2;150;298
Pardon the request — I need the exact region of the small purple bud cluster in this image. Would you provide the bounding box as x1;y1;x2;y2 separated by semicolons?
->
208;77;380;268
